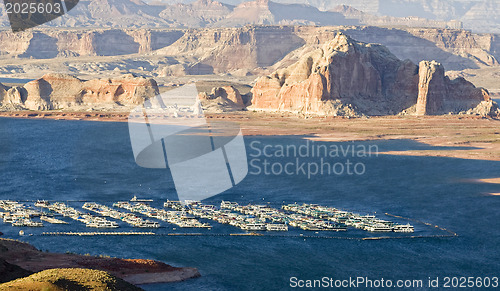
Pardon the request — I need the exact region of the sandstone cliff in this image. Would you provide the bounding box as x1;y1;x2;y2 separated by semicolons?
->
289;26;500;71
1;26;498;79
0;74;159;111
155;26;305;74
416;60;492;115
198;85;246;112
251;33;496;116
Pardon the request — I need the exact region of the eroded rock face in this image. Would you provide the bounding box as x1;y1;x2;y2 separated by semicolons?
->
80;74;160;106
251;33;418;116
251;33;492;116
416;61;446;115
416;60;490;115
0;74;159;110
157;26;305;74
211;86;244;107
198;86;245;112
24;73;83;110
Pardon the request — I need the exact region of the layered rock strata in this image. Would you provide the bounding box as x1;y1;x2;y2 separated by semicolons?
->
251;33;496;116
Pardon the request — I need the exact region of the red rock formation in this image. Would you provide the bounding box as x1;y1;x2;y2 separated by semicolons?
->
416;60;490;115
251;32;418;116
156;26;305;74
416;60;446;115
211;86;244;107
80;74;159;106
199;86;245;112
251;33;493;116
24;74;83;110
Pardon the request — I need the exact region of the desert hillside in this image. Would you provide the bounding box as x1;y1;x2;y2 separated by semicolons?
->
0;268;143;291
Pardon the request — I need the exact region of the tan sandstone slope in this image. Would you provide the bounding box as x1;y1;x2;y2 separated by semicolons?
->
0;268;143;291
250;33;497;117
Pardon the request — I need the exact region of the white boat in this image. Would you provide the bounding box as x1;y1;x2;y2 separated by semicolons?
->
131;196;153;202
35;200;50;207
221;201;239;209
266;224;288;231
40;216;68;224
2;215;14;223
12;219;43;227
393;224;414;233
86;221;119;228
133;220;160;228
366;223;393;232
243;223;266;231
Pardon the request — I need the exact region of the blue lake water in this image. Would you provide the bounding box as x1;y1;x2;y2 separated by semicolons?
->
0;118;499;290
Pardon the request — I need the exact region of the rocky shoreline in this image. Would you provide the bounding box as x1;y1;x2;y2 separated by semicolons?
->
0;238;200;286
0;110;131;122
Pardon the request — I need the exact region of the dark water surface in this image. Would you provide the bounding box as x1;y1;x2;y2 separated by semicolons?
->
0;118;498;290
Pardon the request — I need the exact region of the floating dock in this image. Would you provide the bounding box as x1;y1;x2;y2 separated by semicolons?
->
42;231;155;236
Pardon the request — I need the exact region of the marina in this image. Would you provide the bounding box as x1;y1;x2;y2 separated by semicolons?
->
114;201;211;228
0;200;43;227
82;202;160;228
1;198;416;234
174;201;413;233
35;201;118;228
282;203;414;233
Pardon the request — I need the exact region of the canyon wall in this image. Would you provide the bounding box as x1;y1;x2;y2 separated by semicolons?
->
0;26;499;74
416;60;490;115
156;26;305;74
0;29;185;58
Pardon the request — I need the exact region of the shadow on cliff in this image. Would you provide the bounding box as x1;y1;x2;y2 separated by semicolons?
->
19;33;59;59
343;27;482;70
94;30;141;56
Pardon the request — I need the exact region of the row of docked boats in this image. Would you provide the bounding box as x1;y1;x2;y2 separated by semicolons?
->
83;202;160;228
0;200;43;227
114;201;211;228
282;203;414;233
35;200;118;228
0;198;414;233
226;201;346;231
166;201;413;233
171;201;289;232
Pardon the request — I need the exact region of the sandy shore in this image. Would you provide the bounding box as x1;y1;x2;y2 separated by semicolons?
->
0;111;130;122
123;268;201;285
475;178;500;184
461;178;500;196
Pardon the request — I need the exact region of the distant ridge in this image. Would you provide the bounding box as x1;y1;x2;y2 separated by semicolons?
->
1;0;497;32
